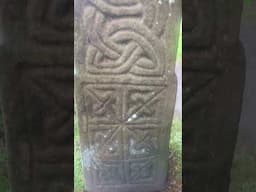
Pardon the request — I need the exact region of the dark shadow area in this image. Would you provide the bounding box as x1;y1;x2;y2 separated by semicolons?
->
230;1;256;191
0;1;74;191
0;108;10;191
183;0;245;192
0;4;9;191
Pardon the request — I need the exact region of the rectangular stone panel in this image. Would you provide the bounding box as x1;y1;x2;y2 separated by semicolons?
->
75;0;181;192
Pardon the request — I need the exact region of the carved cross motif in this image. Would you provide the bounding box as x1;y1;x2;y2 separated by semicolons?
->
75;0;179;191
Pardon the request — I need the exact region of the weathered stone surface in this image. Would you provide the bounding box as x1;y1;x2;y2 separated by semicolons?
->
183;0;245;191
0;0;73;191
75;0;181;192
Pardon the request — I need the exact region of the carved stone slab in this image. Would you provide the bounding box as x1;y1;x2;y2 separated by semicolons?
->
75;0;181;192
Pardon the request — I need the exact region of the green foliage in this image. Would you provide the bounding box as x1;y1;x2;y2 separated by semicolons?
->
244;0;254;5
169;118;182;178
176;23;182;62
74;118;85;192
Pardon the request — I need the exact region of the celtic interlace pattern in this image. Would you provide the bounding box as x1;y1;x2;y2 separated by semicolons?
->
77;0;170;77
75;0;177;191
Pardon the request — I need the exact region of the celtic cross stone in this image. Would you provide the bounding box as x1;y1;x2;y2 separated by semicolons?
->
75;0;181;192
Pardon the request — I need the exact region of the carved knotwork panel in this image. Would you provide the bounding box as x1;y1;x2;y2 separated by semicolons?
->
76;0;173;84
75;0;179;191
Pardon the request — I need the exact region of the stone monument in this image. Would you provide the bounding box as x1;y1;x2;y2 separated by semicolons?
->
0;0;73;191
75;0;181;192
183;0;245;191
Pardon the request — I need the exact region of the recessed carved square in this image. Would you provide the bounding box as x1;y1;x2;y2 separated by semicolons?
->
93;160;125;185
89;125;123;161
128;158;156;184
126;126;160;159
84;84;122;124
125;86;165;124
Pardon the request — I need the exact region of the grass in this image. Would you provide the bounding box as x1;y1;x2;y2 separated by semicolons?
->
230;150;256;192
176;23;182;63
244;0;254;5
169;118;182;178
74;116;182;192
74;118;85;192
